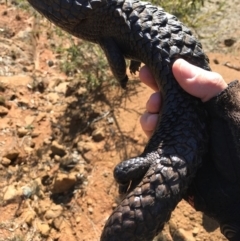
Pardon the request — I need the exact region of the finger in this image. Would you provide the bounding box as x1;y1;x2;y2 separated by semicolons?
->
146;92;161;113
139;65;159;91
140;112;159;138
173;59;227;102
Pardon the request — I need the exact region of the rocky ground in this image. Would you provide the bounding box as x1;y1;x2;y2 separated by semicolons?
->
0;1;239;241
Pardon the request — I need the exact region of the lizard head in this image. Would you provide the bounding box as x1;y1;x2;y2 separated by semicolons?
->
27;0;106;41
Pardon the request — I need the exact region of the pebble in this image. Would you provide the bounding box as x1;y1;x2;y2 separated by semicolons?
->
47;92;60;104
18;97;30;108
47;60;54;67
92;128;105;142
22;180;39;198
77;87;87;95
112;203;117;209
88;206;93;214
87;198;93;206
224;38;236;47
169;221;195;241
51;141;67;157
17;127;28;137
0;106;8;115
3;148;19;160
77;141;95;153
1;157;11;166
55;82;69;94
45;209;62;220
24;115;35;126
31;131;40;138
76;216;81;224
22;166;29;172
3;185;21;201
54;155;61;162
24;210;36;225
37;222;50;237
192;227;199;237
44;138;52;145
52;216;65;230
51;172;78;194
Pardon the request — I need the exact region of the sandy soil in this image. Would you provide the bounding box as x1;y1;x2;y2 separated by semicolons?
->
0;1;239;241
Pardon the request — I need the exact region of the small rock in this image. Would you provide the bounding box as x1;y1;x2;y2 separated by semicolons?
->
51;172;78;193
213;59;219;65
3;185;21;201
192;227;199;237
60;151;81;167
0;106;8;115
31;131;40;138
24;146;34;154
17;128;28;137
52;216;65;230
87;198;93;206
47;60;54;67
76;216;81;224
169;221;195;241
54;155;61;162
92;128;105;142
24;210;36;225
22;181;39;198
51;141;67;157
224;38;236;47
77;141;95;153
35;200;51;216
37;222;50;237
47;92;59;104
45;209;61;220
77;87;87;95
44;138;52;145
1;157;11;166
107;117;114;124
112;203;117;209
3;148;19;160
88;206;93;214
22;166;29;172
18;97;30;108
55;82;69;94
24;115;35;126
36;113;46;123
44;204;63;220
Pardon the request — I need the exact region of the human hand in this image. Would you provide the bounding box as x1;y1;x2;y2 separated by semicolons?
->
140;59;227;137
139;59;240;241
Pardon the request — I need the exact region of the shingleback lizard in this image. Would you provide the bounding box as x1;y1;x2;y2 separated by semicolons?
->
27;0;210;240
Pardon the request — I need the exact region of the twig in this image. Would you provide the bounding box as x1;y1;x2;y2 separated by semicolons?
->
223;62;240;71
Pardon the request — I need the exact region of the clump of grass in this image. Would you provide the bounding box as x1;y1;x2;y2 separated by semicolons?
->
7;0;31;10
55;36;116;90
152;0;204;21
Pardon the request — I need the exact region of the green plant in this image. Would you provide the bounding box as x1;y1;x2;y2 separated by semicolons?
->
152;0;204;20
57;37;116;90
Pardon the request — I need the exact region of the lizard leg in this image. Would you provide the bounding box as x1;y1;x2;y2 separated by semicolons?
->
99;38;128;88
130;60;141;75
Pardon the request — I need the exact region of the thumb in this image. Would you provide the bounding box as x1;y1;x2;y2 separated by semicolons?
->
172;59;227;102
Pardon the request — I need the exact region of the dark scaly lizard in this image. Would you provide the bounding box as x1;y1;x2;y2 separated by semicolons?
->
27;0;210;240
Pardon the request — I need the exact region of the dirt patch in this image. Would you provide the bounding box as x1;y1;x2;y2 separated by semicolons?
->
0;1;239;241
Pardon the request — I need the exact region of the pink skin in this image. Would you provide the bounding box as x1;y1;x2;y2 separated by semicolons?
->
140;59;228;138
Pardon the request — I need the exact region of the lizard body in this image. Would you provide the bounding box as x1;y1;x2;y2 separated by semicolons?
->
27;0;210;240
